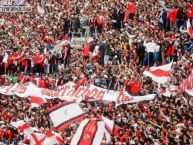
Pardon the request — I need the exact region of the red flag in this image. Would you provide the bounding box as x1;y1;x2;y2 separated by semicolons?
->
168;8;179;22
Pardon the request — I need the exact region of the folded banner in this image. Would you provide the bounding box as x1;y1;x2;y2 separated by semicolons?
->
143;62;173;84
0;81;156;105
70;119;106;145
47;102;85;131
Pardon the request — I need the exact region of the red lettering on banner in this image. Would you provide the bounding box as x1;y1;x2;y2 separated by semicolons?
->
15;83;28;94
53;91;60;97
11;84;20;93
66;86;76;97
41;89;51;97
40;89;59;98
40;89;46;95
73;86;85;98
117;92;133;104
4;85;14;94
87;88;98;100
96;90;105;100
80;86;90;99
81;86;91;100
59;85;71;96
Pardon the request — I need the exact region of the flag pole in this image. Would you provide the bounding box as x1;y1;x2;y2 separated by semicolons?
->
148;52;150;67
4;63;6;75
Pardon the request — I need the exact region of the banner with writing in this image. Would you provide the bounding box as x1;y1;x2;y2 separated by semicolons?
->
0;82;156;105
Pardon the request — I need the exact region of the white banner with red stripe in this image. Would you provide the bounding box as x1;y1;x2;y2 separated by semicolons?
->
47;102;85;131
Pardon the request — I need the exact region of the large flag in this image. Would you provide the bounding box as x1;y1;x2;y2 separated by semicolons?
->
47;102;85;131
2;52;8;63
143;62;173;84
30;96;47;108
99;116;119;136
187;19;193;37
70;119;106;145
11;120;37;136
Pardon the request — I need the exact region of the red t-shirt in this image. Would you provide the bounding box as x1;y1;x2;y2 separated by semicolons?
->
128;2;136;13
38;79;49;88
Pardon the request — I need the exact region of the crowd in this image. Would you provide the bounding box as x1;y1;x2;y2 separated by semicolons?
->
0;0;193;144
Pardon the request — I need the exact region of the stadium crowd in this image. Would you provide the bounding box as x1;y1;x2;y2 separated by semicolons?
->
0;0;193;144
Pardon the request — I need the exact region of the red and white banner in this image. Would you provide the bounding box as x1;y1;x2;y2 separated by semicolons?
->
47;102;85;131
11;120;37;136
143;62;173;84
0;81;156;105
70;119;107;145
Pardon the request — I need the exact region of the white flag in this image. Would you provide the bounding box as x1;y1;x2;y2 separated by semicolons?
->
2;52;8;63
